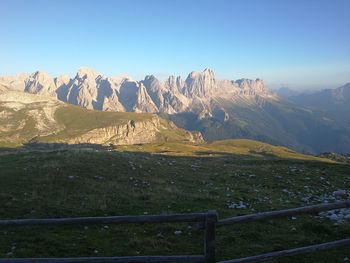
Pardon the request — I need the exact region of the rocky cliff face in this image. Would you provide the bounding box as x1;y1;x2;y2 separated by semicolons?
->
24;71;57;96
0;67;277;118
64;117;203;145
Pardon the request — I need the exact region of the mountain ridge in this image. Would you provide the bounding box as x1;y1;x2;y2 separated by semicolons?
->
1;68;350;154
287;83;350;124
0;67;276;116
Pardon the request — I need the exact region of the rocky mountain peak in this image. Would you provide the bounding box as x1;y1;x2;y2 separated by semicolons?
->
55;75;71;85
0;67;277;116
142;75;162;92
144;75;157;81
202;68;215;78
188;71;200;79
234;78;272;96
184;69;217;98
76;67;100;80
32;70;50;79
25;70;56;96
165;75;183;94
331;83;350;101
28;71;55;86
167;75;176;84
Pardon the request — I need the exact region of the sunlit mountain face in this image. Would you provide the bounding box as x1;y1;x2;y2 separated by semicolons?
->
1;68;350;154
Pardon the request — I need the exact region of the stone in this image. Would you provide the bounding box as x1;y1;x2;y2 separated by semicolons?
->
329;214;338;221
332;189;347;197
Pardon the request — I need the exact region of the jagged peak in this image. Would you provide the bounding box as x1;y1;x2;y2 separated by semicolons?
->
166;75;182;82
76;67;100;79
55;75;71;86
202;68;216;82
235;78;264;85
176;75;183;82
56;74;70;81
31;70;51;79
186;69;216;81
144;75;158;81
188;71;200;79
167;75;175;81
202;68;215;75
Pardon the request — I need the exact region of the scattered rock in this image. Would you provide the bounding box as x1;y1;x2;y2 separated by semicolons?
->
329;214;338;221
332;189;347;197
228;201;247;209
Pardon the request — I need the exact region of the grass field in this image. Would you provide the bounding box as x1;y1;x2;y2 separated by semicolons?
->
116;139;332;162
0;141;350;262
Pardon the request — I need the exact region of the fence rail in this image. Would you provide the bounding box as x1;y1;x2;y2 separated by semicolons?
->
0;255;205;263
217;200;350;227
1;201;350;262
218;238;350;263
0;212;208;226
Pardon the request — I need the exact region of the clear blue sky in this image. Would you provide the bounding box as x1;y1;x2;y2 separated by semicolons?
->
1;0;349;89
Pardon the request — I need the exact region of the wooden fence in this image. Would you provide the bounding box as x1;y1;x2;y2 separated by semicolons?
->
1;201;350;262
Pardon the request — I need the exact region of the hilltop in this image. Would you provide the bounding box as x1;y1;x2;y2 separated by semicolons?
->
0;90;202;147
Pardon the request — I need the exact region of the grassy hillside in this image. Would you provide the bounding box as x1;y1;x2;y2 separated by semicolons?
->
37;105;154;141
0;102;51;147
116;139;332;162
0;92;201;146
38;105;202;144
0;143;349;262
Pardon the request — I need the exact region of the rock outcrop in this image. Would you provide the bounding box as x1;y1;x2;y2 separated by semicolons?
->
64;117;202;145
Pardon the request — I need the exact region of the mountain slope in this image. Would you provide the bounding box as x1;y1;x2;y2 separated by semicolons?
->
288;83;350;125
275;87;301;98
0;90;203;147
1;68;350;153
166;97;350;154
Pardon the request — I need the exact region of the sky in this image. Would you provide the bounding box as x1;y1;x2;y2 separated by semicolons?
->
0;0;349;90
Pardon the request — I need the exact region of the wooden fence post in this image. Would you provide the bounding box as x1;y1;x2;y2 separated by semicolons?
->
205;210;218;263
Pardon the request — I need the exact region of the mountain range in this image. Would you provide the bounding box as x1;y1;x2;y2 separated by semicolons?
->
1;67;349;154
286;83;350;125
0;67;275;113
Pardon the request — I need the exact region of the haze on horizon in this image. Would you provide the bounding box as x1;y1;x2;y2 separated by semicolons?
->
0;0;349;90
